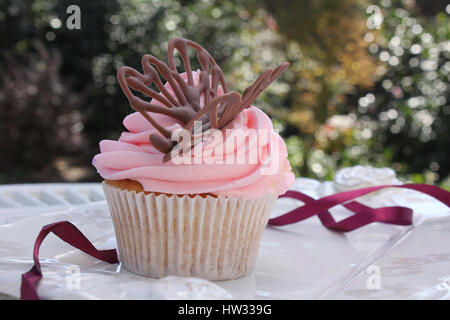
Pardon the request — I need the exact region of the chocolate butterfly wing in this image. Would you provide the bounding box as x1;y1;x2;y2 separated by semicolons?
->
117;38;230;154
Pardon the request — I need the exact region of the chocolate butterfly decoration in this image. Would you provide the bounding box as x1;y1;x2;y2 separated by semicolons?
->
117;38;289;162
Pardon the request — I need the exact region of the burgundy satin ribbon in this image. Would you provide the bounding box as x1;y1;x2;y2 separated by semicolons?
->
20;183;449;300
268;184;450;231
20;221;119;300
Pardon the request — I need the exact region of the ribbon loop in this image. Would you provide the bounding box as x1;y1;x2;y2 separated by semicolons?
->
269;184;450;231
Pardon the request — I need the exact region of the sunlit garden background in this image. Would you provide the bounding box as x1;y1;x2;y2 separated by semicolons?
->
0;0;449;189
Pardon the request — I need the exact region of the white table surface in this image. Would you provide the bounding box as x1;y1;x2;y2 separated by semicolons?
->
0;179;449;300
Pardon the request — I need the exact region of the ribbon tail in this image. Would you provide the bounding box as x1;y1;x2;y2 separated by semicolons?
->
20;220;119;300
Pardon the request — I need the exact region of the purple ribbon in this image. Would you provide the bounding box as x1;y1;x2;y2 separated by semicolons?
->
269;184;450;231
21;221;119;300
20;183;450;299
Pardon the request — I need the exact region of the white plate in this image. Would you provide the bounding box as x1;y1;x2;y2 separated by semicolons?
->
0;179;449;299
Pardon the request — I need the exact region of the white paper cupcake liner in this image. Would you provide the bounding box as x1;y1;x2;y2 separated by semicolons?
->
102;181;277;281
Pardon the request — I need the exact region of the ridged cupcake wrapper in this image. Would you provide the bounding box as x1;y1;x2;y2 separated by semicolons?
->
102;182;277;281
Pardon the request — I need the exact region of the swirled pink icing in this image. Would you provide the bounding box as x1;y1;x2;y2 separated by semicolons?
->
93;71;294;199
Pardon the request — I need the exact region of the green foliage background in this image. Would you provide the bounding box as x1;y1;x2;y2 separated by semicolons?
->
0;0;448;188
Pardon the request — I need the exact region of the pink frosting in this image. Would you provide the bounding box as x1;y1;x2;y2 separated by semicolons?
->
93;72;294;199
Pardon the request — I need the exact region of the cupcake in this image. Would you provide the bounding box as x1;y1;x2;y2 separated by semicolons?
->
93;38;294;280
